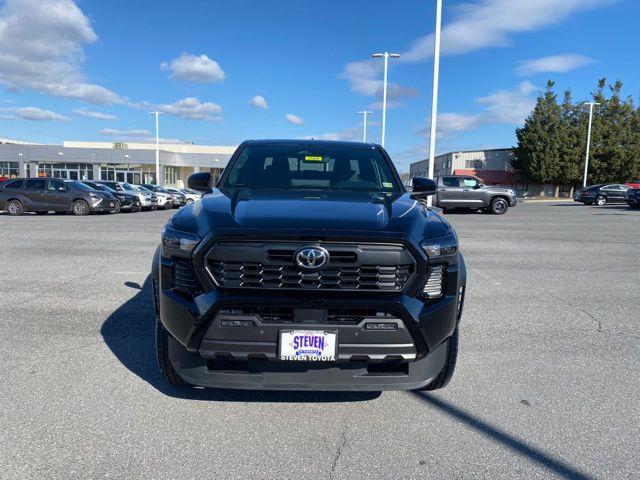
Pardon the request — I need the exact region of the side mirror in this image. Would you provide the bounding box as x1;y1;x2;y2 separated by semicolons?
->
411;177;436;197
58;187;66;192
473;183;482;189
188;172;213;194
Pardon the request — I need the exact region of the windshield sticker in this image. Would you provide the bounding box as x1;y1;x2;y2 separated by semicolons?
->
383;182;393;188
304;155;324;162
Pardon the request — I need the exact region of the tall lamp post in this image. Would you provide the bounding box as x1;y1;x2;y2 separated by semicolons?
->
357;110;373;142
372;52;400;148
149;111;164;185
426;0;443;206
582;101;600;187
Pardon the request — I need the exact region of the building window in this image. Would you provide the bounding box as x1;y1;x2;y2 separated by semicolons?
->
164;166;180;186
37;162;93;180
465;159;483;169
99;163;156;184
0;161;19;178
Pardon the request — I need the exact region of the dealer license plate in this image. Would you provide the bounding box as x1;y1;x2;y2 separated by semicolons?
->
279;330;337;361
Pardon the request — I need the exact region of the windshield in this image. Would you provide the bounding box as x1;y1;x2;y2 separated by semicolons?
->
68;181;96;192
137;185;153;192
121;183;137;191
222;144;400;192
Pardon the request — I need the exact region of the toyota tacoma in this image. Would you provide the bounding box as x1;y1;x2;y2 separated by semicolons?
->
152;140;466;391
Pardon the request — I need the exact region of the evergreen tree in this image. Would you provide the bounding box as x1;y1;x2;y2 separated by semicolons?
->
514;81;565;187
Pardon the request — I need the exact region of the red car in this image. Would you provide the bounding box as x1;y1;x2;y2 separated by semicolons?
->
626;180;640;188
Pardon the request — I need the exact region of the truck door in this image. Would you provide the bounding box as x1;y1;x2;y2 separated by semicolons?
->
437;176;464;207
460;177;486;208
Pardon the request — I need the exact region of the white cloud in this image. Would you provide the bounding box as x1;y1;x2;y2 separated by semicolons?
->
161;53;225;83
0;0;122;104
249;95;268;109
476;81;536;124
301;126;361;142
99;128;151;137
401;0;613;62
285;113;304;125
73;108;116;120
0;106;69;121
416;82;537;139
515;53;594;75
131;97;223;121
339;59;419;101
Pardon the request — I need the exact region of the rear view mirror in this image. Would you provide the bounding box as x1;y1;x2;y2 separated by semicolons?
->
188;172;213;194
411;177;436;197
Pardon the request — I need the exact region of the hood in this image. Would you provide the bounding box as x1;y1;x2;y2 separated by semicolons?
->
172;188;451;241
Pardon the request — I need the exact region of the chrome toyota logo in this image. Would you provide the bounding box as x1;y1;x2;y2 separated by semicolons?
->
295;247;329;269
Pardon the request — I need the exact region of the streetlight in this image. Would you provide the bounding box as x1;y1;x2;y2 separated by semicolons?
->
372;52;400;147
149;111;164;185
582;101;600;187
357;110;373;142
426;0;443;206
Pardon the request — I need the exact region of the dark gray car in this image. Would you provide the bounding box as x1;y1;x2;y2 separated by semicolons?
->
432;175;518;214
0;178;117;216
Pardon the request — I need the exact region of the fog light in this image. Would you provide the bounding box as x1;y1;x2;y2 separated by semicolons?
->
423;265;444;299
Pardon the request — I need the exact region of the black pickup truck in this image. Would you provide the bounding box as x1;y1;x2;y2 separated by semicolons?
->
152;140;466;391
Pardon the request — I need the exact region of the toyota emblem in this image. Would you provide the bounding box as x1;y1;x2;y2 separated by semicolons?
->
295;246;329;269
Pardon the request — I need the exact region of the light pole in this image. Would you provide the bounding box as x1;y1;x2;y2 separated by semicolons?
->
582;101;600;187
426;0;443;206
357;110;373;142
149;111;164;185
372;52;400;147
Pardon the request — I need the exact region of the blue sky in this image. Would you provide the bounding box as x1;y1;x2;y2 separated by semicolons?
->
0;0;638;171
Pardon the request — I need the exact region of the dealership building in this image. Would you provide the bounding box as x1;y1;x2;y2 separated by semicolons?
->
0;138;236;187
409;148;521;186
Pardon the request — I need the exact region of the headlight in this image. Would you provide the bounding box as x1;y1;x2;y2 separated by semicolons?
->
161;225;201;256
421;238;458;260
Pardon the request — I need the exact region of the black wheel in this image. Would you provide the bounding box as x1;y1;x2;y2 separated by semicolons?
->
71;199;89;216
111;201;121;214
186;199;194;205
595;195;607;206
132;203;142;212
490;197;509;215
35;211;48;215
7;200;24;216
154;281;191;388
414;328;459;391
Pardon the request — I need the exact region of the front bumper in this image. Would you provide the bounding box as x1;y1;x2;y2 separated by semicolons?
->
90;198;117;212
509;196;518;207
154;247;466;391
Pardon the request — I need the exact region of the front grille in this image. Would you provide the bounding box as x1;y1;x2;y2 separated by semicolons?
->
206;241;415;292
173;259;198;293
209;262;412;290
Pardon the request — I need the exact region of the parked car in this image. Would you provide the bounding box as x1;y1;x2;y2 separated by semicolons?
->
83;181;141;213
625;180;640;189
96;181;159;211
177;188;202;204
574;184;630;206
431;175;517;214
0;178;117;216
164;188;188;207
625;188;640;209
140;184;175;209
152;139;466;392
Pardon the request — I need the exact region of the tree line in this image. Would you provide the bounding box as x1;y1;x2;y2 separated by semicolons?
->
513;79;640;194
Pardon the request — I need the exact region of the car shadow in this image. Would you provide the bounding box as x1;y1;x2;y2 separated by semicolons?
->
410;392;595;480
100;275;380;402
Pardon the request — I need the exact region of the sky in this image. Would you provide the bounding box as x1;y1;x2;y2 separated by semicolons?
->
0;0;638;172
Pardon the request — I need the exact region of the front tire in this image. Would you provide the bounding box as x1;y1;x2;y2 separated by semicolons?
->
7;200;24;216
71;199;89;216
490;197;509;215
595;195;607;206
111;201;121;214
414;328;459;391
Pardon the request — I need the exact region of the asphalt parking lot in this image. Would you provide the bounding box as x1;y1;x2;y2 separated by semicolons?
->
1;202;638;480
